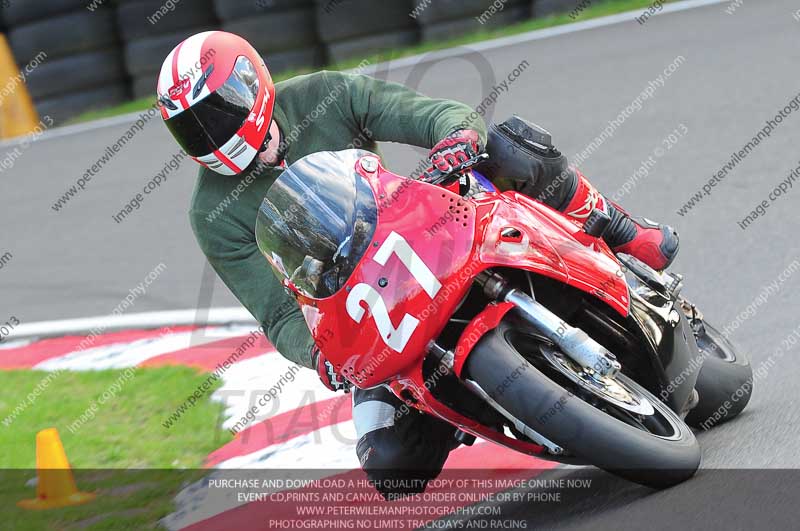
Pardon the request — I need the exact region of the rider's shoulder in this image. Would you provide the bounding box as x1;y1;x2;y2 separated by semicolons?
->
276;70;353;95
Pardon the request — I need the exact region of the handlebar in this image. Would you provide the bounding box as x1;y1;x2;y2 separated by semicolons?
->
423;152;490;186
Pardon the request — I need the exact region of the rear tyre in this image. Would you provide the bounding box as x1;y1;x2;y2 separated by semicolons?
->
465;316;700;488
683;311;753;429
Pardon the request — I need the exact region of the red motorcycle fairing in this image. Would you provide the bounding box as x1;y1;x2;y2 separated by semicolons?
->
387;363;551;460
267;152;638;462
472;191;630;316
306;157;480;388
302;155;629;391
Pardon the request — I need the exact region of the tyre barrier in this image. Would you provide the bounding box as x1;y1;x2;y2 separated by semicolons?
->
35;85;129;125
315;0;417;64
214;0;322;75
2;2;126;124
1;0;88;27
531;0;578;18
0;1;561;121
415;0;531;43
118;0;218;99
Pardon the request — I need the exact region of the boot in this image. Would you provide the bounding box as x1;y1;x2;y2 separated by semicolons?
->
560;169;679;270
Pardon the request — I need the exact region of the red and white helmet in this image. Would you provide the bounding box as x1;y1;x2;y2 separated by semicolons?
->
157;31;275;176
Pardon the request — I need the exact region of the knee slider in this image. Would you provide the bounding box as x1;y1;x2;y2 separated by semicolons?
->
353;391;454;499
356;427;433;499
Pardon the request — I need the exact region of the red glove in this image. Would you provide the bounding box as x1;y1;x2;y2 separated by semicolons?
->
312;346;352;393
424;129;481;178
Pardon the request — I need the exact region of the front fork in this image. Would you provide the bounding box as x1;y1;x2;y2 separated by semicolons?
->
426;269;624;456
476;270;622;378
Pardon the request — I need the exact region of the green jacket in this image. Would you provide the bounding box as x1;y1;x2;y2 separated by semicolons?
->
189;71;487;369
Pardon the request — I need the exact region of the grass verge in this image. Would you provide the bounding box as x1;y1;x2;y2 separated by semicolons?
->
0;367;231;529
70;0;672;124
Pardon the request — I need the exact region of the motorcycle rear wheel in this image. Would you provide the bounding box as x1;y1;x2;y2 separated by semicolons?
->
465;316;701;489
682;305;753;429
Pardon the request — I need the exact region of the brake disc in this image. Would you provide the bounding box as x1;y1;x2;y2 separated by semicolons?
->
540;345;655;416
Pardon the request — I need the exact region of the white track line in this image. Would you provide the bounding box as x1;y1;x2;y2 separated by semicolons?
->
6;307;257;340
0;0;727;148
358;0;728;76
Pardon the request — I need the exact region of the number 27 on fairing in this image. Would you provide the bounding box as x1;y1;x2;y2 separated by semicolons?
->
345;231;442;353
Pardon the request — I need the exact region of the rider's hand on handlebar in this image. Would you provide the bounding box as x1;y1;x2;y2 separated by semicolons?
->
313;346;352;393
423;129;481;181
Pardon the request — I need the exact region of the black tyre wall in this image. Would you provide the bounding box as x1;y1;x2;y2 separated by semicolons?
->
1;0;88;26
316;0;415;44
414;0;528;25
263;46;324;75
24;50;126;100
532;0;576;18
35;85;128;125
326;30;419;64
123;27;215;84
8;9;117;64
5;4;127;124
118;0;220;99
222;8;318;53
215;2;322;75
419;5;531;42
116;0;217;42
213;0;313;21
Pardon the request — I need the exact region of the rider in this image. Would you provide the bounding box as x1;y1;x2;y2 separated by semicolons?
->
159;31;679;498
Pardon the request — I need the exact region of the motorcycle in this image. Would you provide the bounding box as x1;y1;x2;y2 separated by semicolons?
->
254;148;753;488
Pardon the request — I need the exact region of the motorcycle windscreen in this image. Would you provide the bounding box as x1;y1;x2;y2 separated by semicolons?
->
255;150;378;299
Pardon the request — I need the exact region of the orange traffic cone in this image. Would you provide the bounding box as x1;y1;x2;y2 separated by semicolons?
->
17;428;96;510
0;34;41;139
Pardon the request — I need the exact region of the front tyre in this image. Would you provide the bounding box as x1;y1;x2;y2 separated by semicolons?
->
465;317;700;489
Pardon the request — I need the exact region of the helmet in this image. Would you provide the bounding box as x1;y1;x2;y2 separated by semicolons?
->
157;31;275;176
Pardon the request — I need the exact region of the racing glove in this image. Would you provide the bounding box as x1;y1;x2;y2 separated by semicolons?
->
423;129;481;179
312;345;352;393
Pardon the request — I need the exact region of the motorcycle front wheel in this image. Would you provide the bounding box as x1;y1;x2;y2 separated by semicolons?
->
464;315;700;489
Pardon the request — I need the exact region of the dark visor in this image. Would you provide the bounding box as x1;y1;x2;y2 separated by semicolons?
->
164;55;260;157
